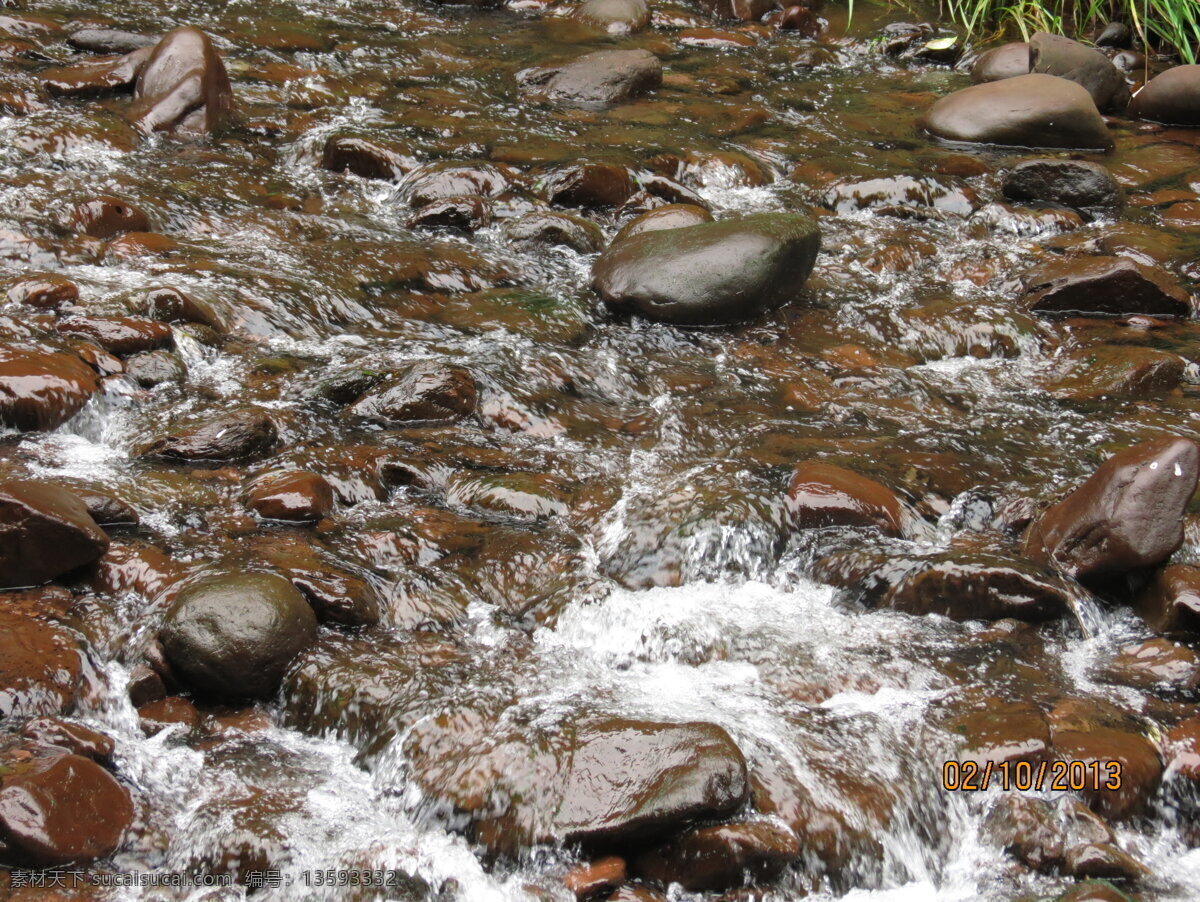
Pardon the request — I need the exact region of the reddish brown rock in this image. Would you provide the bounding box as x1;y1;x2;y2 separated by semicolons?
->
946;698;1052;768
1103;638;1200;696
518;49;662;110
18;717;114;761
244;470;334;523
543;163;636;208
321;135;415;180
345;362;477;426
1025;437;1200;582
0;609;85;717
0;346;99;431
564;856;627;898
0;753;133;865
1046;346;1184;401
137;696;199;735
129;26;233;137
1023;257;1192;318
139;409;280;463
105;231;179;259
1064;842;1151;881
136;285;219;327
41;48;151;98
0;481;109;588
615;204;713;242
71;196;151;238
5;274;78;309
56;315;173;355
984;793;1063;871
970;42;1031;83
1050;724;1162;820
633;821;799;891
1136;564;1200;636
786;462;905;536
402;162;509;207
1128;64;1200;126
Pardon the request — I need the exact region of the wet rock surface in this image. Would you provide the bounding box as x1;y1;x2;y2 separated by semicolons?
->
4;0;1200;896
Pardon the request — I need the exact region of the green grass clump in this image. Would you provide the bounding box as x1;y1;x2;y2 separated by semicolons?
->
938;0;1200;64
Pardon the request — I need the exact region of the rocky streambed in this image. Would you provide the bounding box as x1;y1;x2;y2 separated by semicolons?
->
3;0;1200;900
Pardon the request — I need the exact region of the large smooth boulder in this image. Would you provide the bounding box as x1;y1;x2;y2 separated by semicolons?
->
0;346;99;431
0;753;133;865
139;409;279;462
633;821;799;891
1025;437;1200;582
129;26;233;136
0;481;109;588
922;74;1112;150
1002;159;1121;211
1022;256;1192;318
518;49;662;110
970;42;1030;83
1137;564;1200;637
408;714;749;855
1128;65;1200;126
1030;32;1129;112
159;571;318;700
592;213;820;325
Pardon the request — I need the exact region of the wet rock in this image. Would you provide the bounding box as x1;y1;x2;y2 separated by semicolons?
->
822;175;976;216
615;204;712;242
18;717;113;762
1025;437;1200;582
632;821;799;891
1135;564;1200;637
244;470;334;523
970;41;1030;82
1102;639;1200;696
127;664;166;707
777;6;821;35
106;230;179;259
0;481;109;588
71;196;151;238
0;753;133;866
1001;160;1121;211
251;534;380;626
1064;842;1150;882
159;571;318;700
320;135;415;181
67;27;158;54
139;409;280;463
0;606;85;717
345;361;477;426
0;346;99;431
123;349;187;387
137;695;199;735
518;49;662;110
542;163;636;208
57;316;172;356
1022;257;1192;318
74;489;139;526
41;48;151;98
1046;346;1184;401
922;74;1112;150
1054;882;1138;902
786;461;905;536
1095;22;1132;48
593;212;819;325
409;195;491;232
401;162;509;208
565;857;626;898
701;0;777;21
1050;722;1162;820
948;698;1051;767
884;552;1072;622
1030;32;1129;113
505;212;605;253
1128;64;1200;126
408;715;749;854
5;274;78;310
136;285;219;328
573;0;651;34
129;26;233;137
985;793;1063;871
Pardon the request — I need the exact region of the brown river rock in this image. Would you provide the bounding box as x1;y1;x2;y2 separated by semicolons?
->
0;752;133;865
1025;437;1200;583
1022;256;1192;318
56;315;174;356
139;408;280;462
0;480;109;588
129;26;233;136
633;821;799;891
243;469;335;523
786;461;906;535
0;606;86;718
1136;564;1200;636
0;346;99;431
1128;64;1200;126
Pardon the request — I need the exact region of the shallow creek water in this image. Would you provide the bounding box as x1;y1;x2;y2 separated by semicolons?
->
3;0;1200;899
